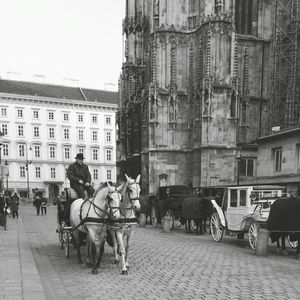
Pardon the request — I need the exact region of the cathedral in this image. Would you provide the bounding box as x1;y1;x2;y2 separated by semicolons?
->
117;0;299;194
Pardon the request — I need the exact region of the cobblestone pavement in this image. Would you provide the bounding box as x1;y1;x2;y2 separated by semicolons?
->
17;205;300;299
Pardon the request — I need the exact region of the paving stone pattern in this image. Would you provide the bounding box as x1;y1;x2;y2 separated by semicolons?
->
6;205;300;300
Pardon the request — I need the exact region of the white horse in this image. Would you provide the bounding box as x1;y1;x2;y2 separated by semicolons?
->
70;182;122;275
108;174;141;275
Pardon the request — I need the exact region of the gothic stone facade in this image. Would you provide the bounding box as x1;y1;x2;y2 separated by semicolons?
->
117;0;272;194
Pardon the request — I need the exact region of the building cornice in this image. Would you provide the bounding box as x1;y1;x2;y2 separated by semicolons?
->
0;93;118;112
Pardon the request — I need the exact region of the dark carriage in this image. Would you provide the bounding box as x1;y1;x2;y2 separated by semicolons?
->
149;185;192;230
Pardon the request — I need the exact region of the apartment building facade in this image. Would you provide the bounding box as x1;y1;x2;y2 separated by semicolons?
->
0;79;118;200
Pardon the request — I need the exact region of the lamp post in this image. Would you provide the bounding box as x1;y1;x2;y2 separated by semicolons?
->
4;160;8;194
25;144;32;201
0;131;4;193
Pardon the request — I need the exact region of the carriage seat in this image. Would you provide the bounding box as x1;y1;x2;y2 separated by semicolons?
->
65;188;88;201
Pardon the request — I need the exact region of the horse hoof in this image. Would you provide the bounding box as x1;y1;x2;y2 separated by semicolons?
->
121;270;128;275
86;262;92;268
113;259;119;264
92;268;98;275
282;250;289;256
276;248;283;255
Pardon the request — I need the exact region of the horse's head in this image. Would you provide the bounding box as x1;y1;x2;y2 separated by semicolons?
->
125;174;141;212
106;182;122;220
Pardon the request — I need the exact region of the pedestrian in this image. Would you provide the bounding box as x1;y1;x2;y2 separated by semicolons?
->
0;192;7;229
33;194;42;216
41;197;48;215
10;193;20;219
64;153;95;225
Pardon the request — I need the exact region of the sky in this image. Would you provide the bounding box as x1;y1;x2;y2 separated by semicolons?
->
0;0;125;91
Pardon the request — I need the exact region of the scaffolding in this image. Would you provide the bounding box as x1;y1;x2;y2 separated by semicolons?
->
271;0;300;129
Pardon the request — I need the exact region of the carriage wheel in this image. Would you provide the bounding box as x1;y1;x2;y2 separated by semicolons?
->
248;222;259;250
57;214;64;249
210;212;224;242
165;209;175;231
64;231;70;258
287;235;299;249
151;206;158;227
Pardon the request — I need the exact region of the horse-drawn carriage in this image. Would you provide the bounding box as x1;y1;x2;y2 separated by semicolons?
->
56;175;141;275
210;185;288;249
150;185;192;230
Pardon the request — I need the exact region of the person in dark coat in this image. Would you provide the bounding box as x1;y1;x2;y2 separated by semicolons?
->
33;194;42;215
64;153;95;225
10;193;20;219
0;192;8;229
67;153;94;199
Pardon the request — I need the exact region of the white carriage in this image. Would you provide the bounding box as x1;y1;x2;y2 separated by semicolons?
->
210;185;286;249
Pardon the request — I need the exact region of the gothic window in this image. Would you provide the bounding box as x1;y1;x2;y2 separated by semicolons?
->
169;95;176;122
241;101;247;123
230;91;237;118
215;0;224;14
150;94;156;120
235;0;256;35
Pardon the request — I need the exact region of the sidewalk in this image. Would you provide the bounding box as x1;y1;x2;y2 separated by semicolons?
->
0;207;46;300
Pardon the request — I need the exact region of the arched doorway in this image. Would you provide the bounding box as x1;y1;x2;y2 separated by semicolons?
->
49;184;59;200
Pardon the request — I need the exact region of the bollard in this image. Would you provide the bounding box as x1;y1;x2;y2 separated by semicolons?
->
255;228;269;256
139;213;147;227
162;216;171;233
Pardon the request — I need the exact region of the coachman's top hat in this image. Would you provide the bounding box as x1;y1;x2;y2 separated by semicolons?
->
75;153;84;160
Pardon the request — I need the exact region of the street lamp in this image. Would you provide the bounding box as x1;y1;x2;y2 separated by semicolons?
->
4;160;8;194
25;144;32;201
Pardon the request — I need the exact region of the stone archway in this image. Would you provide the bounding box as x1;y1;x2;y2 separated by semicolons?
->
49;184;59;200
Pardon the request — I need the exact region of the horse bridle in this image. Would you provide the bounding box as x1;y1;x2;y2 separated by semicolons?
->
126;181;140;204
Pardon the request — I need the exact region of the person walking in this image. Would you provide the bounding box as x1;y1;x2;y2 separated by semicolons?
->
41;197;48;215
33;194;42;216
10;193;20;219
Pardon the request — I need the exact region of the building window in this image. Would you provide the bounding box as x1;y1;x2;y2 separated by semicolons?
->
78;147;85;156
63;113;69;122
78;129;84;141
92;130;98;142
106;149;112;161
17;109;23;118
34;145;41;158
33;110;39;119
2;144;8;156
1;124;8;135
273;148;282;172
106;131;111;143
107;169;112;180
18;144;25;157
20;166;26;178
50;167;56;179
18;125;24;137
235;0;256;36
239;158;254;177
35;166;41;178
48;111;54;120
64;147;70;159
1;108;7;116
77;114;84;123
63;128;70;140
105;116;111;125
93;169;98;180
33;126;40;138
92;115;98;124
92;148;98;161
49;146;56;159
49;127;55;139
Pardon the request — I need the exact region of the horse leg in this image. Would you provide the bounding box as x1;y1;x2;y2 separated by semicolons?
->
280;234;288;256
86;236;92;268
199;219;204;235
90;240;98;275
110;229;119;264
116;231;127;275
73;231;83;264
125;230;132;270
296;240;300;259
96;239;105;268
